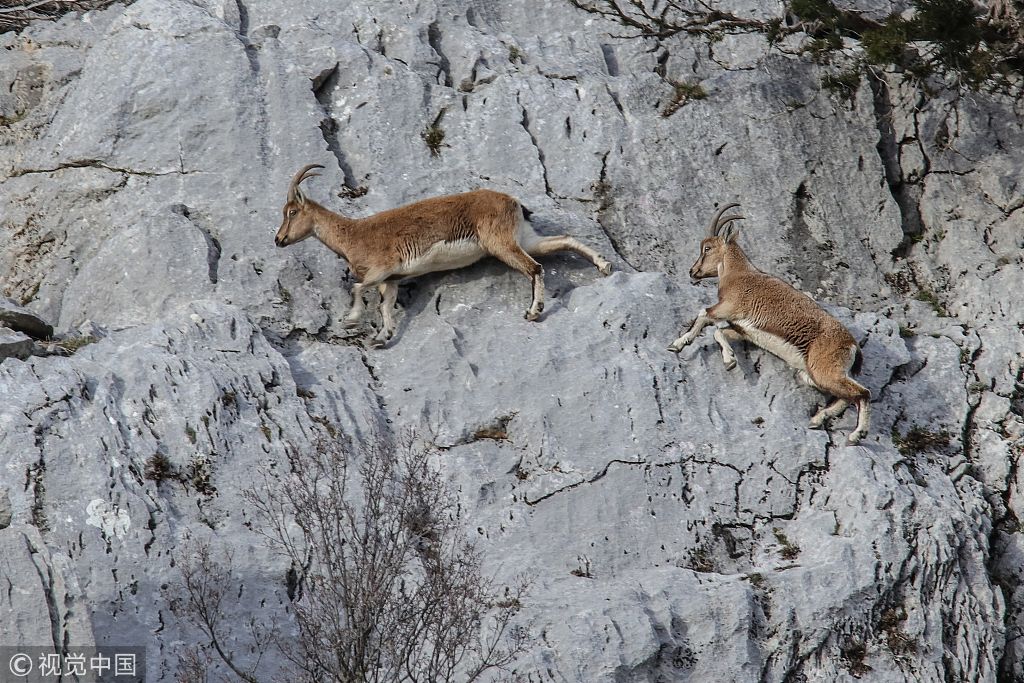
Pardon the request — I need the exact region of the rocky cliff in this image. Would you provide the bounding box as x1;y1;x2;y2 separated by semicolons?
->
0;0;1021;680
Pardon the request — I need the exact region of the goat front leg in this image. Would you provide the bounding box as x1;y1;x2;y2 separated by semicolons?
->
371;282;399;348
344;282;368;329
668;308;716;352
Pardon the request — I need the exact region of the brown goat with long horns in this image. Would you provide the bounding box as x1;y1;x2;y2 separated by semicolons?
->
669;203;871;445
275;165;613;346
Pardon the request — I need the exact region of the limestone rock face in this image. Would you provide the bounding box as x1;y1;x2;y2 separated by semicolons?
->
0;327;34;360
0;297;53;338
0;1;1021;681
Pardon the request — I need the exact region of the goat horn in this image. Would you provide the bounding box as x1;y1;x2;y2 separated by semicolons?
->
707;202;741;236
288;164;325;202
719;214;745;228
718;215;745;239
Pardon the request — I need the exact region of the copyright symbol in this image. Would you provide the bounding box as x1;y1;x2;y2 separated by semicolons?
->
8;653;32;677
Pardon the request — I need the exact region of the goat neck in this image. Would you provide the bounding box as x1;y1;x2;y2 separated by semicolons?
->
720;242;756;279
310;201;358;260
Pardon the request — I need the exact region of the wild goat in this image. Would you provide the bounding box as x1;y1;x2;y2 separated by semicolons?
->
275;164;613;346
668;203;870;445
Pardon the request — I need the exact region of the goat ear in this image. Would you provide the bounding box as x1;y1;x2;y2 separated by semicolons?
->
295;188;306;206
725;225;739;243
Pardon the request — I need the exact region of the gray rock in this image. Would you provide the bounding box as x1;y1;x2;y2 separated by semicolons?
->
0;0;1022;681
0;525;94;649
75;320;108;339
0;298;53;339
0;328;34;360
0;490;11;530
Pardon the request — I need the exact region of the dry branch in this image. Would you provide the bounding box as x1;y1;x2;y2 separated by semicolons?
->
0;0;125;33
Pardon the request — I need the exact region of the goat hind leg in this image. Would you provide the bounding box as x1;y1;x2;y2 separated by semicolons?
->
847;397;871;446
527;235;612;275
528;272;545;321
809;398;849;429
808;370;870;445
487;239;545;320
371;282;399;348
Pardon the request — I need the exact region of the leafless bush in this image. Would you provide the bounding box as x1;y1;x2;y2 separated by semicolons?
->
175;645;215;683
171;541;276;683
172;434;529;683
566;0;770;40
0;1;128;33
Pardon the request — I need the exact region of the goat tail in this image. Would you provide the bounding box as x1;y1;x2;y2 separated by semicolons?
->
851;344;864;375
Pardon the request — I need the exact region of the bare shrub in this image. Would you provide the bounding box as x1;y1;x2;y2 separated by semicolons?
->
566;0;770;40
0;1;129;33
171;541;275;683
172;434;529;683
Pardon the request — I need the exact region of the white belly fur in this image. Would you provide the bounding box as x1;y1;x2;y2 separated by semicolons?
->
398;239;486;277
734;320;807;371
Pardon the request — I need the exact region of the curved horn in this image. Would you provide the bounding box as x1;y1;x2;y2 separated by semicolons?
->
287;164;325;202
718;214;745;238
707;202;741;236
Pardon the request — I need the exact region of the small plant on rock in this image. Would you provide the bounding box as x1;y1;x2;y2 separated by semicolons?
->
52;335;97;353
892;424;952;456
662;80;708;117
144;453;174;484
186;456;216;496
841;641;872;676
915;288;948;317
687;546;716;573
570;555;594;578
422;109;447;157
821;69;861;101
772;528;802;560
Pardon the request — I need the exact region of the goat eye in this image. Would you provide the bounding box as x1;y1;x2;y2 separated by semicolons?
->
289;210;297;217
703;246;710;253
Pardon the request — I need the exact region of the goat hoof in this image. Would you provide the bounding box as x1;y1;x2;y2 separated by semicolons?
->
724;359;737;371
342;319;360;330
668;337;690;352
525;308;542;321
808;420;824;430
598;262;613;276
845;434;863;446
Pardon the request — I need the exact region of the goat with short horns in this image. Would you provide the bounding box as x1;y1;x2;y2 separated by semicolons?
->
275;165;613;346
668;203;870;445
